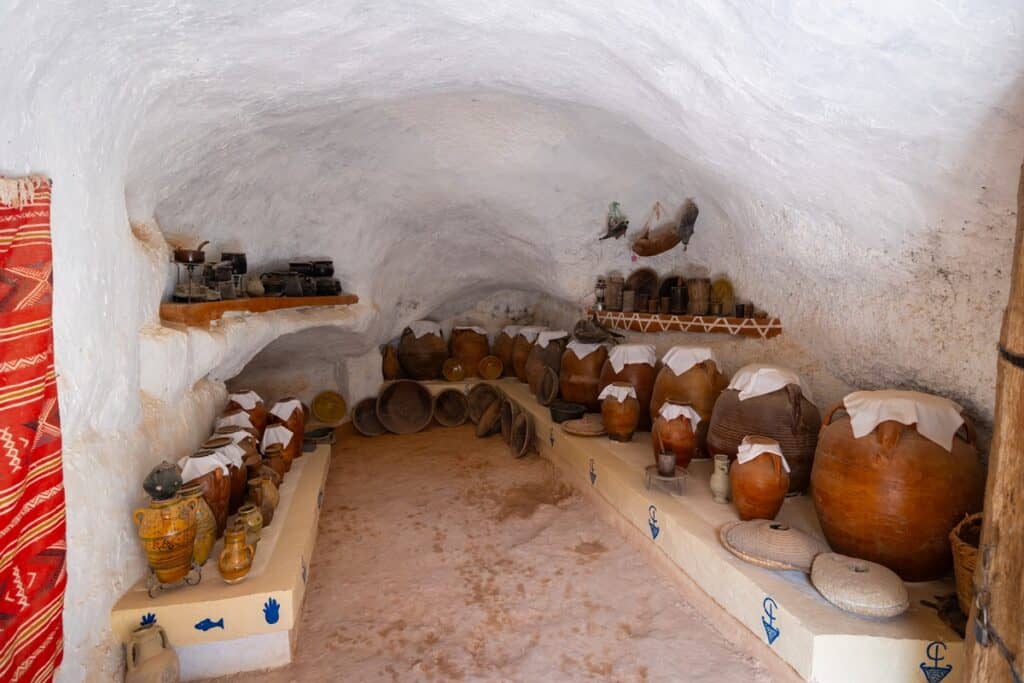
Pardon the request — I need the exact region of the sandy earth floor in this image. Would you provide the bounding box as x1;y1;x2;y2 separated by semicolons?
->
212;424;771;682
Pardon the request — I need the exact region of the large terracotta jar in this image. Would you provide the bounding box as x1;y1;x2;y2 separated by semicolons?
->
651;401;701;468
493;325;521;378
262;424;299;471
598;344;657;431
215;423;260;445
397;324;448;380
125;624;179;683
707;386;820;493
525;331;568;395
600;382;640;442
133;495;198;585
730;438;790;521
560;342;609;411
226;389;267;434
650;347;728;453
202;437;247;515
512;327;544;383
181;454;230;536
177;483;216;566
268;397;305;442
263;445;288;483
449;327;490;378
811;400;984;581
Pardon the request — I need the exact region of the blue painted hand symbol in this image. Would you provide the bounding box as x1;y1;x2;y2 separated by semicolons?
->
263;597;280;624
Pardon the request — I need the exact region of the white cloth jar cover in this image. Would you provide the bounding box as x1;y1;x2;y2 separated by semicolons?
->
516;326;546;342
218;428;254;446
227;390;261;410
453;325;488;336
662;346;717;376
500;324;523;338
728;363;814;403
177;452;231;482
217;411;254;431
598;383;637;403
608;344;657;373
408;320;442;339
205;442;245;468
842;390;964;452
536;330;568;348
270;398;303;421
566;340;605;360
736;435;790;472
262;424;296;451
658;402;702;431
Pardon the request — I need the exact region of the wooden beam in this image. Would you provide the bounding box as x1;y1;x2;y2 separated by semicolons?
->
965;160;1024;682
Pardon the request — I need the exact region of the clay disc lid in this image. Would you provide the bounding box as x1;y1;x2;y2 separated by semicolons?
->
811;552;910;618
719;520;830;572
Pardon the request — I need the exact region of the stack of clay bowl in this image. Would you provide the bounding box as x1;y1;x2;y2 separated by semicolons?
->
560;340;609;411
493;325;522;378
811;390;984;581
525;330;568;395
449;326;490;378
650;346;728;454
511;326;545;383
398;321;447;380
706;364;820;493
598;344;657;431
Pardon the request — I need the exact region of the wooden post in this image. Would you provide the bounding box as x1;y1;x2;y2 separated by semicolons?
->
965;160;1024;682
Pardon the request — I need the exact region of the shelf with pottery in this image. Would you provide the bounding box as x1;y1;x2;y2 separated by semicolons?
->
110;443;331;680
159;294;360;326
499;380;963;683
592;309;782;339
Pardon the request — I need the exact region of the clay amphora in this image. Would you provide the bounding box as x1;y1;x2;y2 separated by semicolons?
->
178;483;215;566
183;456;230;537
493;331;517;377
651;401;700;468
133;495;198;585
236;503;263;549
650;360;728;452
397;328;448;380
381;345;402;380
511;334;535;383
730;451;789;521
601;383;641;443
226;389;268;433
248;475;280;527
710;454;731;503
707;386;820;493
599;361;657;431
125;624;180;683
525;337;567;395
449;328;490;378
559;345;609;411
218;525;255;584
811;406;984;581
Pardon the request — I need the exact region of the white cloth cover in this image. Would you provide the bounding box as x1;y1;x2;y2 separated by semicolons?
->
453;325;488;335
728;363;814;403
218;429;255;447
270;398;303;421
736;435;790;473
598;383;637;402
262;424;296;452
843;390;964;452
500;324;523;338
227;390;261;410
566;340;605;360
408;320;442;339
536;330;568;348
178;453;231;482
205;442;245;468
216;411;254;430
662;346;717;377
516;326;546;342
658;402;702;431
608;344;657;373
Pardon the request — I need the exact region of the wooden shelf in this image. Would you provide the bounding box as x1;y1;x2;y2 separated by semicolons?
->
160;294;359;326
594;310;782;339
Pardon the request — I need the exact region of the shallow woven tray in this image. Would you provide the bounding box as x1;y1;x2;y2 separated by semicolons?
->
561;414;606;437
811;552;910;619
719;520;829;573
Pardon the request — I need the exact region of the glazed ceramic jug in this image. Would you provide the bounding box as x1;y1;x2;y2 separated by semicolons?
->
125;624;180;683
133;495;198;585
218;525;255;584
710;454;731;504
177;484;215;566
237;503;263;548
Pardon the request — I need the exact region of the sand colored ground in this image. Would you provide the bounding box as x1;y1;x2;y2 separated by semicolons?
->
210;425;772;682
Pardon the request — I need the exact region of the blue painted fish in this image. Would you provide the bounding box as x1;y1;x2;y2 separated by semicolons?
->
194;618;224;632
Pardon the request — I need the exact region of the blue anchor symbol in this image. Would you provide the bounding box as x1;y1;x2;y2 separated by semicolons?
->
762;597;780;645
589;458;596;485
648;505;660;540
919;641;952;683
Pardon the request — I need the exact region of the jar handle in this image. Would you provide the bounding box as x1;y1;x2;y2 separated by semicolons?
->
126;639;138;671
132;509;146;527
958;414;977;446
156;625;170;650
785;384;803;433
822;402;846;427
245;545;255;563
876;421;903;452
771;452;784;481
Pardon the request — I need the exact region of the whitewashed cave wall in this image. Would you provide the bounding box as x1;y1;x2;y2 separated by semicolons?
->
0;2;1022;681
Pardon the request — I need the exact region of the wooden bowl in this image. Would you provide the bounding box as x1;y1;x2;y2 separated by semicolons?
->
376;380;433;434
478;355;503;380
442;358;466;382
467;383;502;424
434;389;469;427
352;398;385;437
311;391;347;424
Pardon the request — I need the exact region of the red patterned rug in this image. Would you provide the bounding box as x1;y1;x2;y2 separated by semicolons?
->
0;177;66;683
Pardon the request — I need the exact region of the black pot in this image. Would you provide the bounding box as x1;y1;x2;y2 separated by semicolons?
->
312;260;334;277
549;401;586;424
315;277;340;296
221;252;247;275
283;273;303;297
289;261;315;275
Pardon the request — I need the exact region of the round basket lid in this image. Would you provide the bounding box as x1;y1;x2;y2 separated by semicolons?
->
719;520;829;572
811;553;909;618
536;366;559;406
311;391;347;424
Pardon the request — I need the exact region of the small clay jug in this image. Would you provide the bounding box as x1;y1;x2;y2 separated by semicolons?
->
601;382;641;443
382;345;402;380
650;401;700;468
264;443;288;480
236;503;263;549
142;461;182;501
133;495;198;585
125;624;180;683
178;483;215;566
731;451;789;521
710;454;731;504
248;475;279;527
218;524;255;584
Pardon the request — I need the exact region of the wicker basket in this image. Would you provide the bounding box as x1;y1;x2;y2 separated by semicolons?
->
949;512;983;615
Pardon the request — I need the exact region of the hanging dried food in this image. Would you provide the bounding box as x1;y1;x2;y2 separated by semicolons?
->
631;199;699;257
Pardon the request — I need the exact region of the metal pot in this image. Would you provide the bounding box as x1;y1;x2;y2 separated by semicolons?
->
221;252;247;275
173;240;209;264
312;260;334;277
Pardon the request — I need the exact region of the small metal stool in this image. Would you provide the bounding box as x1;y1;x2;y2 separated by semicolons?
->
644;465;687;496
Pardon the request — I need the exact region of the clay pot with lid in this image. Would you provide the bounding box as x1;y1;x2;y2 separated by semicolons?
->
215;424;260;444
706;385;820;493
599;356;657;431
730;450;790;521
525;336;567;395
651;401;700;469
220;408;259;437
601;383;641;443
133;495;198;585
449;328;490;378
560;344;608;411
811;404;984;581
183;454;231;537
226;390;268;434
398;327;448;380
512;334;536;383
493;330;518;377
202;437;247;514
650;359;728;452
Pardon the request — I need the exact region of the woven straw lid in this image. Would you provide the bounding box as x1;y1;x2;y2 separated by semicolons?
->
811;553;909;619
719;520;829;572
